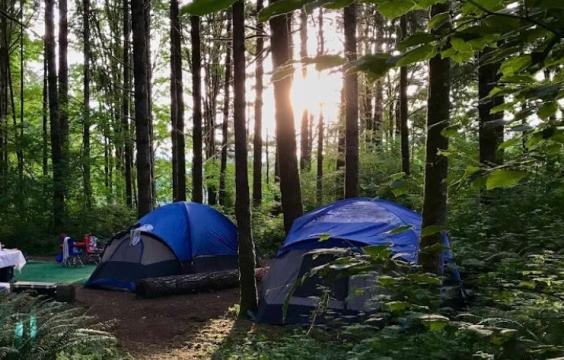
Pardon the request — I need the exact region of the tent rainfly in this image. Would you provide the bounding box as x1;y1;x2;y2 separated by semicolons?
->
86;202;238;291
256;198;460;324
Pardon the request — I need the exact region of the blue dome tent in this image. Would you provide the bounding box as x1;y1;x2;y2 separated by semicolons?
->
86;202;238;291
256;198;460;324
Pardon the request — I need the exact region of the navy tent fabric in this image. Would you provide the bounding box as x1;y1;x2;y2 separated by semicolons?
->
256;198;460;324
138;202;238;262
86;202;238;291
280;197;455;267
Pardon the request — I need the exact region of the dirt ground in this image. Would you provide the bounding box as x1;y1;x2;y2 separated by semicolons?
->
76;286;243;359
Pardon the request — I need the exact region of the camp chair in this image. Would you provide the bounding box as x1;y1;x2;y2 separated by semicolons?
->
79;235;104;264
62;237;83;268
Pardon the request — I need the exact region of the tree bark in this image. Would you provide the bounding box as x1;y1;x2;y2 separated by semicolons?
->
46;0;64;232
252;0;264;207
137;270;241;298
478;47;504;168
299;10;310;171
171;0;186;202
59;0;69;198
399;15;410;175
83;0;92;209
233;0;258;316
122;0;133;208
191;15;203;203
420;3;451;274
219;11;232;207
344;4;359;198
42;42;49;178
316;8;324;206
372;12;384;146
269;0;303;233
131;0;154;217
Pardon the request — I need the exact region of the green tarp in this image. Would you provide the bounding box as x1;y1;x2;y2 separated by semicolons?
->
15;261;96;284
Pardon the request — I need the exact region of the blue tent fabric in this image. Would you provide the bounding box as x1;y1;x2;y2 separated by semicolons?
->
138;202;238;262
280;198;456;273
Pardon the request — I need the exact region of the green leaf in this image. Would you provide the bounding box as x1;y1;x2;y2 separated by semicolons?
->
399;32;436;50
386;224;413;235
363;0;416;18
396;44;435;66
301;54;346;71
500;55;531;76
421;224;446;237
364;245;393;262
271;63;295;82
350;54;395;81
181;0;237;16
385;301;409;313
318;233;331;241
418;314;450;332
427;12;449;30
498;137;521;150
538;101;558;120
486;169;527;190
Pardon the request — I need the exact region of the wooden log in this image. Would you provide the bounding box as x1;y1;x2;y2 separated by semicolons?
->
137;268;268;299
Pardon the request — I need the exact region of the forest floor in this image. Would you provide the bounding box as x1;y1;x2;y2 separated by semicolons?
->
76;286;277;359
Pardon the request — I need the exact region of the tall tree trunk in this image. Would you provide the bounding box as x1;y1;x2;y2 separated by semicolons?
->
219;10;232;207
46;0;64;231
316;8;324;206
17;0;24;188
252;0;264;207
122;0;133;207
171;0;186;202
83;0;92;208
269;1;303;233
478;47;504;168
42;43;49;177
233;0;258;316
0;1;7;192
420;3;451;274
344;4;359;198
372;12;384;146
299;10;310;171
316;111;324;206
59;0;69;199
144;0;155;205
399;15;410;175
131;0;153;216
191;15;203;203
336;89;345;199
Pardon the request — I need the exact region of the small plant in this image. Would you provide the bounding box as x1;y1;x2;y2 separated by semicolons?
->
0;293;123;359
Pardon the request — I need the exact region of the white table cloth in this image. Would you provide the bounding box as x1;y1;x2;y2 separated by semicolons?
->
0;249;26;271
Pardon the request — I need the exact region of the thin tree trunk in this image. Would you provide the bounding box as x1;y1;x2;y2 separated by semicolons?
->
372;12;384;146
233;0;258;316
83;0;92;208
17;0;24;187
478;47;504;168
219;10;232;207
191;15;203;203
59;0;69;198
171;0;186;202
344;4;359;198
299;10;310;171
131;0;153;216
399;15;410;175
316;111;324;206
122;0;133;207
269;1;303;233
420;2;451;274
336;89;345;199
42;43;48;177
46;0;64;232
252;0;264;207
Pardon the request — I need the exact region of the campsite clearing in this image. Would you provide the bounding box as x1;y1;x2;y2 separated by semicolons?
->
76;286;243;359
